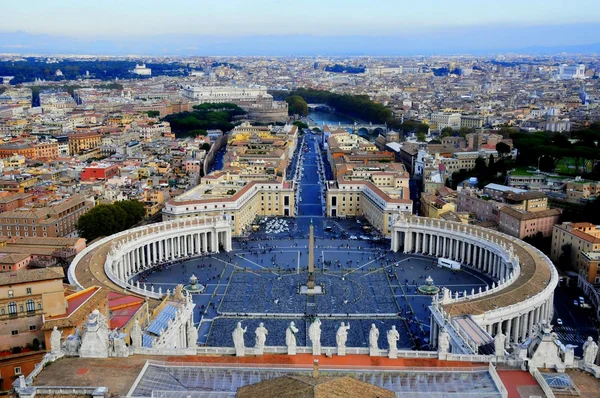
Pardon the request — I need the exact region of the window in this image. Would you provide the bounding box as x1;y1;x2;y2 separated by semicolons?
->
11;330;18;336
8;290;14;298
26;287;32;295
29;325;36;331
14;367;21;375
26;299;35;313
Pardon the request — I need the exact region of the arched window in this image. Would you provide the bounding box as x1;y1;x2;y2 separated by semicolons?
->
26;299;35;313
8;302;17;315
37;303;42;310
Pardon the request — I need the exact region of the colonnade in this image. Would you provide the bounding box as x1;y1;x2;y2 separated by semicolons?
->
391;214;558;352
395;230;512;281
113;229;231;281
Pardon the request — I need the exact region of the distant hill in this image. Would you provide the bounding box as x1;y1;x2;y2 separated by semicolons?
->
1;25;599;56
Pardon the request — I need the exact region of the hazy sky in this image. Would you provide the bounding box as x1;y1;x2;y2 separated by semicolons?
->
5;0;600;37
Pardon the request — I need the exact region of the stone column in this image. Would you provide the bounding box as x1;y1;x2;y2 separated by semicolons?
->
202;233;207;253
212;230;218;252
506;318;512;343
428;234;433;255
527;311;534;338
513;315;521;343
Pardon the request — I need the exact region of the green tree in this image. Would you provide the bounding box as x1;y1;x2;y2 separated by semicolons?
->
201;143;211;151
147;110;160;117
416;132;426;142
114;200;146;228
285;95;309;117
292;121;308;129
440;127;453;137
496;142;511;158
76;200;146;241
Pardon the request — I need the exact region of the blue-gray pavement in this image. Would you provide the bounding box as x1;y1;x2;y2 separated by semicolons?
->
137;236;493;350
137;131;498;351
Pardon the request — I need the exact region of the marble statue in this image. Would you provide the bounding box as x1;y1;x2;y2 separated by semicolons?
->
494;332;506;356
369;324;379;355
64;327;81;356
131;320;143;349
336;322;350;355
308;318;322;355
50;326;62;355
173;284;185;301
187;324;198;348
582;336;599;366
286;321;299;355
387;325;400;358
438;328;450;354
109;329;129;358
254;322;268;353
232;322;247;356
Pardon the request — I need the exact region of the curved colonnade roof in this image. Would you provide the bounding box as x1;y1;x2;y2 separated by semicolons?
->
413;220;556;317
73;217;556;320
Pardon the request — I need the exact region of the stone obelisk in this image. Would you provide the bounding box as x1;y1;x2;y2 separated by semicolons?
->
307;218;315;289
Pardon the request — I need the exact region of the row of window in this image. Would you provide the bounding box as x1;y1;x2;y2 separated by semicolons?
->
0;232;48;237
2;299;39;315
0;225;47;230
7;288;32;297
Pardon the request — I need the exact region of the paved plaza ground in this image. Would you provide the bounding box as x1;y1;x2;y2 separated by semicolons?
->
133;132;598;354
135;132;495;350
136;231;493;350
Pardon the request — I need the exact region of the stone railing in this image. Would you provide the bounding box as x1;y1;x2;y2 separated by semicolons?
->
441;262;520;305
396;215;558;326
217;312;399;318
530;367;556;398
488;362;509;398
133;345;441;359
69;215;232;295
471;249;557;325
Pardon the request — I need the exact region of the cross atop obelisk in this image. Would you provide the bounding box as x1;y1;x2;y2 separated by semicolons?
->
307;218;315;289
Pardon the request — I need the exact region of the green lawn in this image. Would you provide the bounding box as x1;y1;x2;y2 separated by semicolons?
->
555;158;594;175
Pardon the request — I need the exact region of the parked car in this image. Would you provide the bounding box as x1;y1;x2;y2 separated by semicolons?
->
573;300;579;307
557;318;563;326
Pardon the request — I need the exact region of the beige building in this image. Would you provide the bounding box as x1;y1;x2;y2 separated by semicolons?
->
498;207;561;239
566;179;600;203
0;268;65;351
460;115;483;130
551;222;600;283
0;194;93;238
163;175;295;235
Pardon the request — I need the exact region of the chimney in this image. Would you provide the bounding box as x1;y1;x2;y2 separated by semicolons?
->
313;359;319;379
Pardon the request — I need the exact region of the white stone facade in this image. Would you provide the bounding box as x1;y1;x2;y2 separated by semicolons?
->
68;215;233;299
390;214;558;353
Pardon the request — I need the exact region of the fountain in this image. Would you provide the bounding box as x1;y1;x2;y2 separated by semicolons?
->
183;274;206;295
418;276;440;295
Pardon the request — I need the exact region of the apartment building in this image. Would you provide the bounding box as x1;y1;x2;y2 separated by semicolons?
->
163;175;295;235
0;194;93;238
551;222;600;283
68;132;102;155
0;267;65;351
